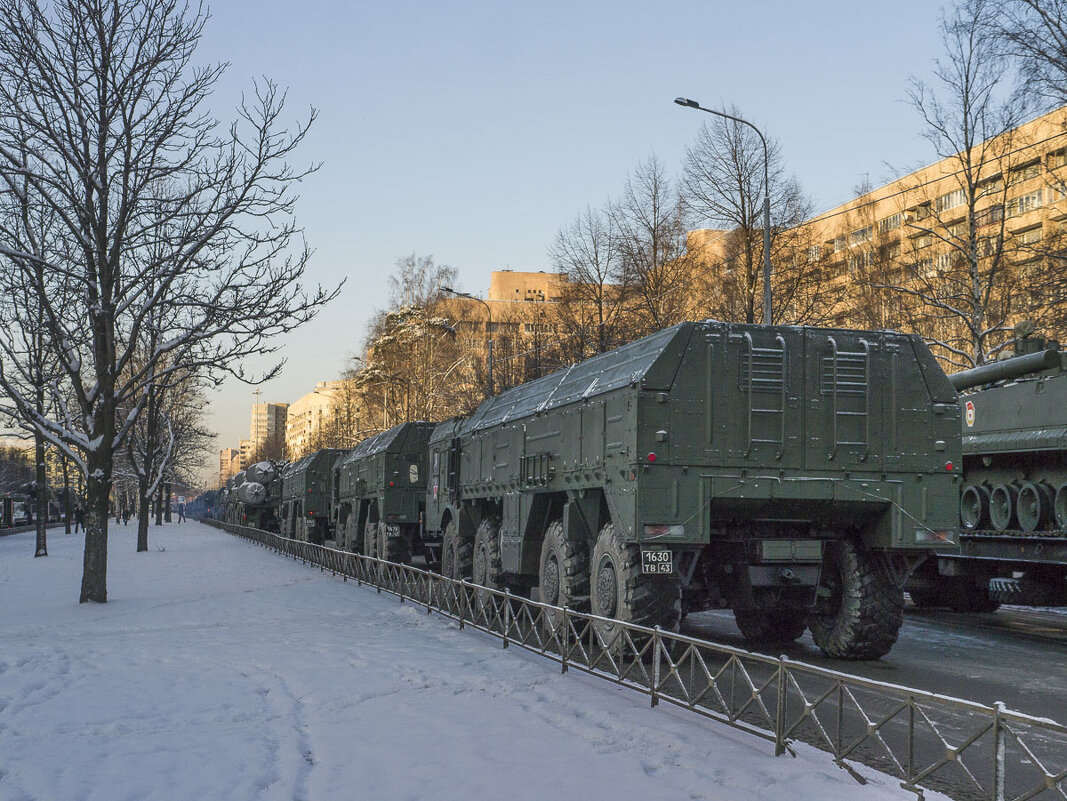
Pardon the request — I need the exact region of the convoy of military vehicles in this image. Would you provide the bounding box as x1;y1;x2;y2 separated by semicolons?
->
202;320;1067;661
208;319;1058;662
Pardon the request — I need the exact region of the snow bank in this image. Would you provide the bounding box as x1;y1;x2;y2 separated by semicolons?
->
0;523;939;801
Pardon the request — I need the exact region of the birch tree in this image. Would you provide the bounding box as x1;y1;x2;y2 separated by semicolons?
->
892;0;1031;366
0;0;337;602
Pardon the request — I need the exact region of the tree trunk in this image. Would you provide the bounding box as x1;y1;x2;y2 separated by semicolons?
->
62;457;72;536
34;433;47;558
163;481;172;522
138;481;151;552
80;455;110;603
154;484;163;526
137;476;150;552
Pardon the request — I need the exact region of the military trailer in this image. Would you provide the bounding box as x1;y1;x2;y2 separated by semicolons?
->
280;449;346;544
334;421;435;564
907;336;1067;609
425;320;963;660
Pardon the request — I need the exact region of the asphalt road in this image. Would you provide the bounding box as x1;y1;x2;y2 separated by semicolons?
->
681;602;1067;724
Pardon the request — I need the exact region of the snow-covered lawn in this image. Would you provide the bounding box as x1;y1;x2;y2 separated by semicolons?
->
0;521;939;801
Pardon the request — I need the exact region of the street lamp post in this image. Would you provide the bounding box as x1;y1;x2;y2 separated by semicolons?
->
440;286;493;397
674;97;773;325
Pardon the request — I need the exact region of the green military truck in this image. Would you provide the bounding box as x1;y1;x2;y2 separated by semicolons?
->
280;449;347;544
334;421;435;564
425;321;962;659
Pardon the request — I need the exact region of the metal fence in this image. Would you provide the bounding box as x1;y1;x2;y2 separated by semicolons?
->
205;519;1067;801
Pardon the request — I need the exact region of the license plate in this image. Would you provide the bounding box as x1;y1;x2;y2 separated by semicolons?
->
641;549;673;574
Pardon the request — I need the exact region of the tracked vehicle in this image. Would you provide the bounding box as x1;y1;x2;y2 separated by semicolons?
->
335;422;435;564
426;320;962;659
908;335;1067;610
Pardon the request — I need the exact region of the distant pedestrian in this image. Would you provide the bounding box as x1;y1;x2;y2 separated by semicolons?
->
74;506;85;534
177;502;186;523
122;507;131;525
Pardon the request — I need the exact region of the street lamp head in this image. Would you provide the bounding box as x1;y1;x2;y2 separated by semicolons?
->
674;97;699;108
439;285;454;294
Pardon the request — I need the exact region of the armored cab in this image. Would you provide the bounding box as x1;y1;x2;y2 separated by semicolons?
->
279;449;346;544
335;422;435;564
908;339;1067;609
425;320;962;659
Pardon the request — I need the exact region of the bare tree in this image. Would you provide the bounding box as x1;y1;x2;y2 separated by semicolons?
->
999;0;1067;106
0;0;337;602
389;253;458;309
548;206;631;360
890;0;1033;367
680;107;832;326
611;155;697;335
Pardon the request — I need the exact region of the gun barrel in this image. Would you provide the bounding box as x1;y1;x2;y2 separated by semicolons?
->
948;348;1061;391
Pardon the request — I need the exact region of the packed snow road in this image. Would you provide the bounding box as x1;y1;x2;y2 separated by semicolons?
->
682;603;1067;725
0;521;944;801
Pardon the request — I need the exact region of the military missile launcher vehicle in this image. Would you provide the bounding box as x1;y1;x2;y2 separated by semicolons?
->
233;461;282;532
280;449;346;544
334;421;435;564
425;320;963;660
907;332;1067;610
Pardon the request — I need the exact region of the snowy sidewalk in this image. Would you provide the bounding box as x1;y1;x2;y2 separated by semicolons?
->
0;521;937;801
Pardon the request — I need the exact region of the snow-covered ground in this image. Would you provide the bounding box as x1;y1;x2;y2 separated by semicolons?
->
0;521;943;801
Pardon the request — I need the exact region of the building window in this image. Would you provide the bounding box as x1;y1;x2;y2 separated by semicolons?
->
877;213;903;234
936;188;967;213
975;204;1004;227
1013;161;1042;182
807;245;822;262
1049;149;1067;170
935;251;956;272
848;226;873;246
833;235;847;253
847;250;873;272
1016;226;1043;245
977;176;1004;199
1007;189;1043;217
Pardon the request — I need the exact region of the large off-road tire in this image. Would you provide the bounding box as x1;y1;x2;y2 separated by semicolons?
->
473;517;504;589
378;522;412;564
363;521;379;560
539;518;590;638
440;517;472;580
589;523;681;655
809;540;903;660
733;608;808;644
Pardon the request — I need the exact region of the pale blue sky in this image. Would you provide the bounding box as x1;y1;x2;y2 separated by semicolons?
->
197;0;948;473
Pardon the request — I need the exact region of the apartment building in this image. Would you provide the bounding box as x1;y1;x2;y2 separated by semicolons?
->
285;380;345;460
691;105;1067;359
217;447;240;487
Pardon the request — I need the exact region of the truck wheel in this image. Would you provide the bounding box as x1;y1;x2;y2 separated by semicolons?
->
378;523;411;564
539;519;589;639
809;540;903;660
733;609;807;644
363;521;379;560
473;517;504;589
441;518;472;580
590;523;681;655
